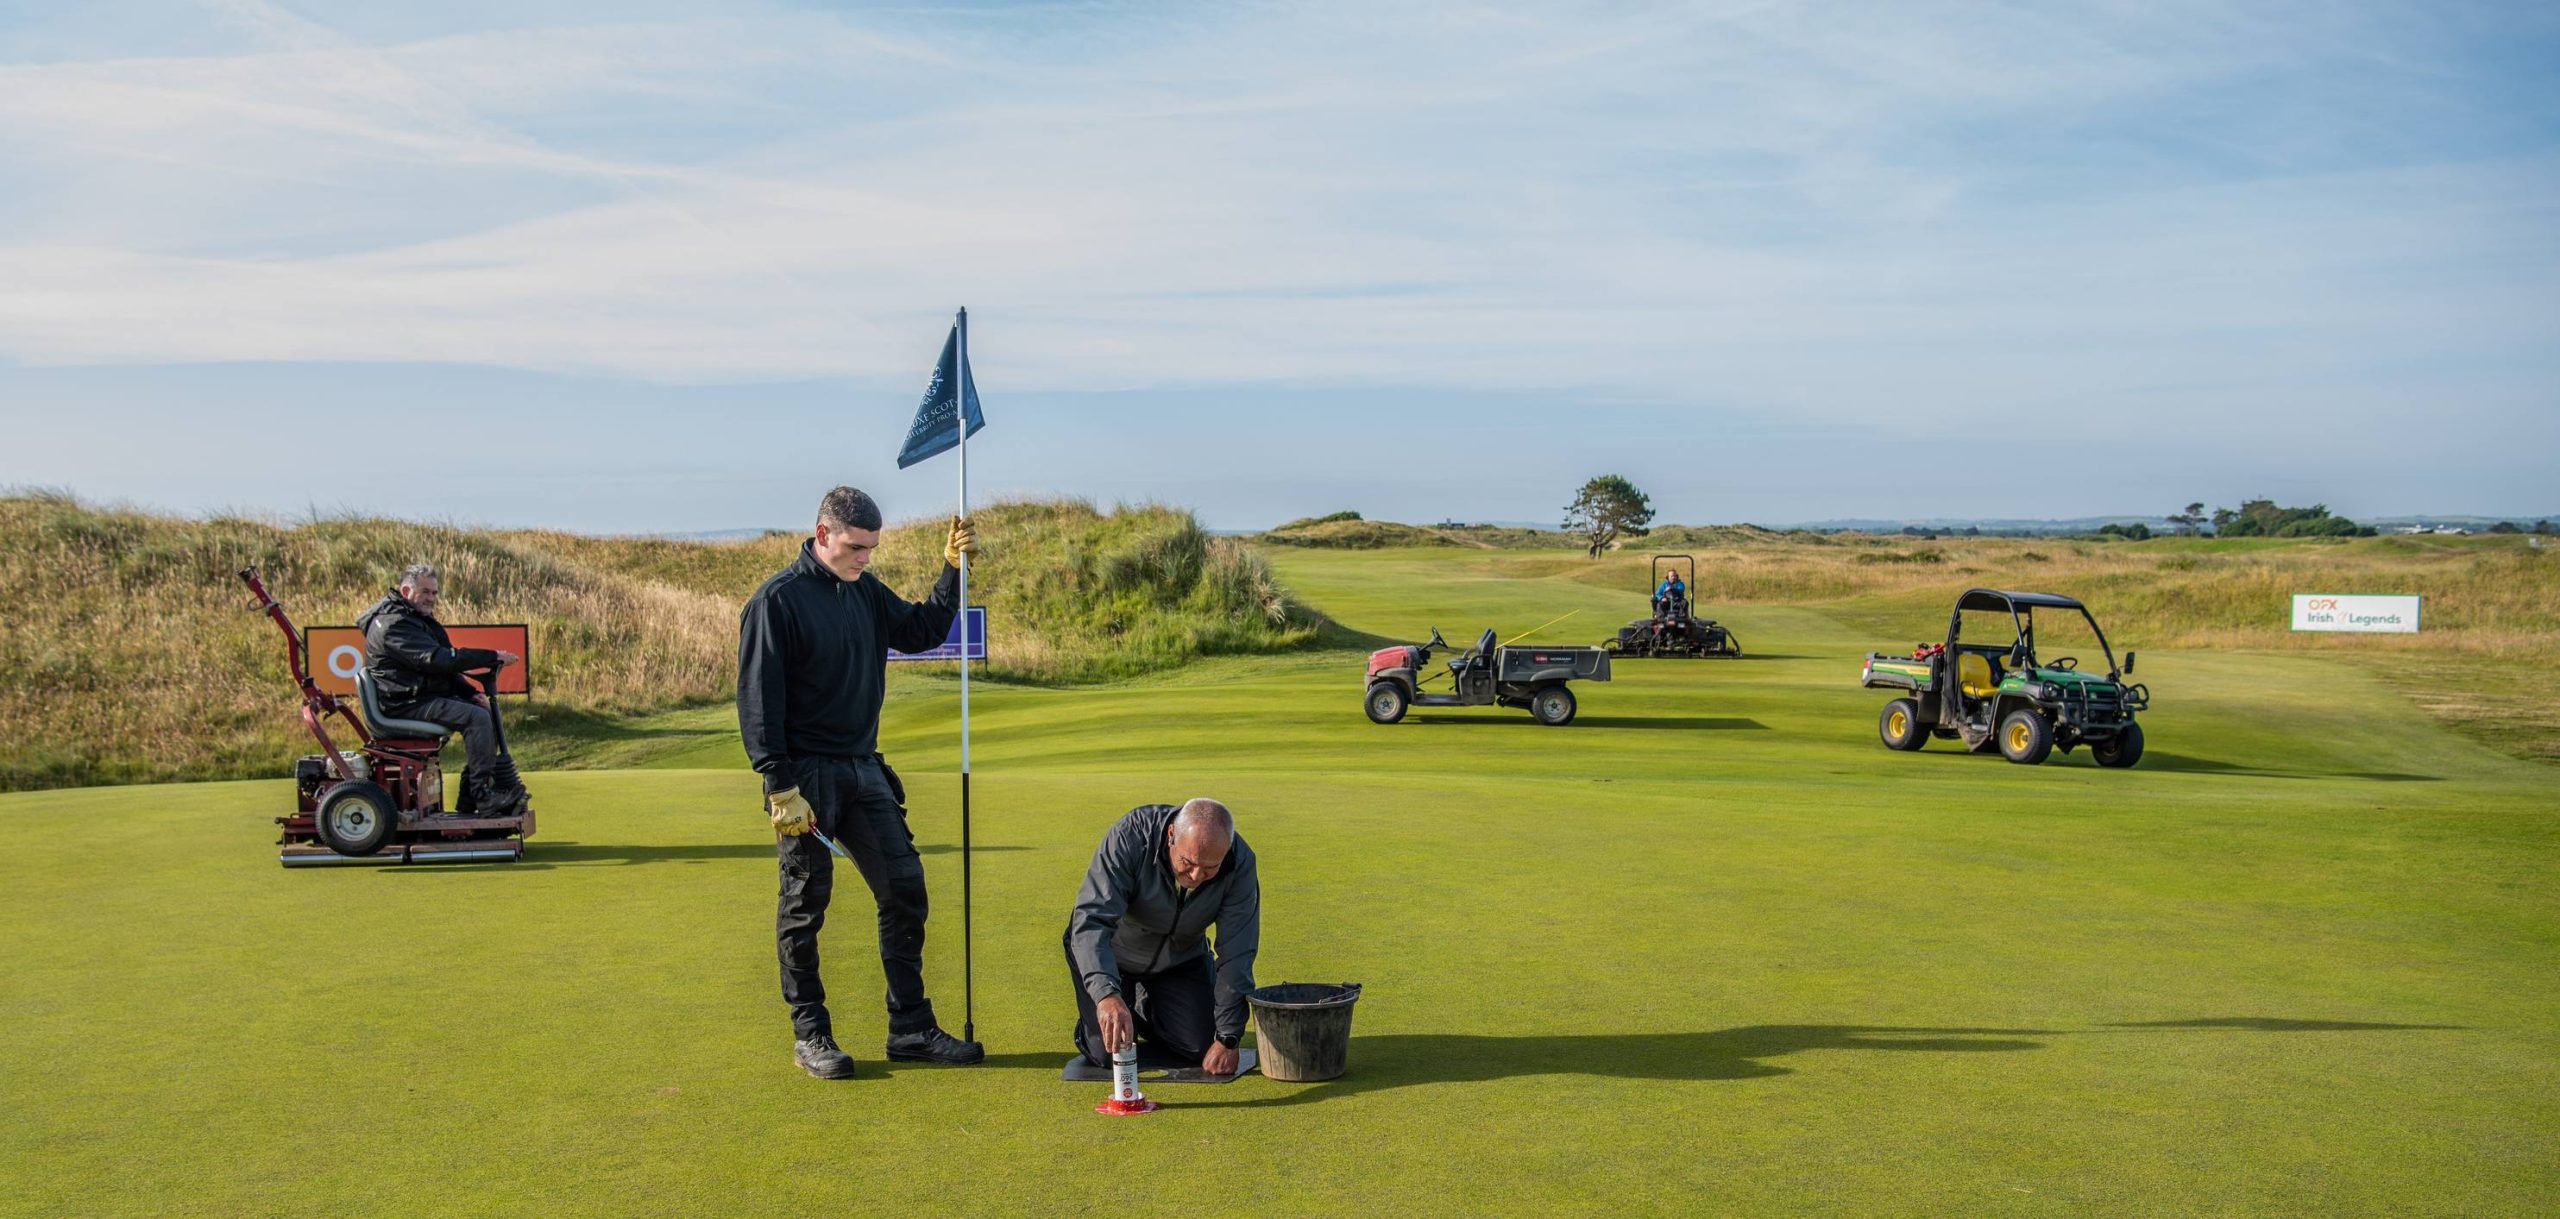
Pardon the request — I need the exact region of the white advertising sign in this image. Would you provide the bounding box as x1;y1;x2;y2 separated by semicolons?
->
2291;594;2420;634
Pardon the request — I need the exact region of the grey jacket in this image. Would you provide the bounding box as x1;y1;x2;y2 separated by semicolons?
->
1067;804;1261;1043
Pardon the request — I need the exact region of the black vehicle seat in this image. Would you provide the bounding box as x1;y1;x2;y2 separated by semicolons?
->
357;668;456;739
1452;628;1497;675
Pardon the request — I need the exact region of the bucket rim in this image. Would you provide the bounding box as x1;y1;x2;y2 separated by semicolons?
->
1245;981;1362;1009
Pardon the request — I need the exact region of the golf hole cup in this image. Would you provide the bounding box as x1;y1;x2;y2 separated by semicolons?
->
1095;1044;1158;1116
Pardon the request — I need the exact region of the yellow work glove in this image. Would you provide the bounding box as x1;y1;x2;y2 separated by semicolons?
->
767;787;816;836
945;515;979;567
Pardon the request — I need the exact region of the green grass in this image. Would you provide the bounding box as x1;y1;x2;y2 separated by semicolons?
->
4;548;2557;1216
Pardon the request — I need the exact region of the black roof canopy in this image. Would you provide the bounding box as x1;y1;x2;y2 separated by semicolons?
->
1957;588;2087;612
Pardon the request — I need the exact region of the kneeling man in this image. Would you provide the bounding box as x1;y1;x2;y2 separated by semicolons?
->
1066;799;1259;1076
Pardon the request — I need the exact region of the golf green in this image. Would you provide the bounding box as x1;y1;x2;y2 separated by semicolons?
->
4;548;2554;1216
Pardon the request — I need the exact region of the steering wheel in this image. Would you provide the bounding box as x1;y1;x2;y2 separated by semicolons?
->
2048;656;2079;671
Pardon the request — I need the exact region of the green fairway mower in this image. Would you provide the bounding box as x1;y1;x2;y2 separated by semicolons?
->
1860;588;2150;766
1365;627;1610;726
1603;554;1741;658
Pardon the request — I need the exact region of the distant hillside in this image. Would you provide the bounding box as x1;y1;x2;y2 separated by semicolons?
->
0;495;1319;791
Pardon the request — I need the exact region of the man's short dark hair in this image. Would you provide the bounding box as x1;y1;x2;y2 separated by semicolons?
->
818;486;882;531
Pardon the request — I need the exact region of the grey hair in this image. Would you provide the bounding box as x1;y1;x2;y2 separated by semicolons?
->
398;563;438;589
1171;798;1234;848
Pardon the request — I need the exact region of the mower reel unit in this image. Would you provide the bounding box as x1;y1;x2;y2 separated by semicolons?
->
1604;554;1741;659
239;567;532;866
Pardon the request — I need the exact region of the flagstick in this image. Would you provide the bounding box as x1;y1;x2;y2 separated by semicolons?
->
955;306;974;1045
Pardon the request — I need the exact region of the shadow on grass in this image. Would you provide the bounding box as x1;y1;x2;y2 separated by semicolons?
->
378;840;1033;871
1180;1026;2052;1106
1181;1018;2465;1107
1571;716;1771;731
2142;752;2440;783
1397;715;1769;731
508;702;732;743
872;1050;1068;1080
2101;1017;2465;1032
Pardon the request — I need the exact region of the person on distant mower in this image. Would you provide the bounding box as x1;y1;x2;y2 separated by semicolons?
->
357;563;527;816
1065;798;1260;1078
1654;570;1688;618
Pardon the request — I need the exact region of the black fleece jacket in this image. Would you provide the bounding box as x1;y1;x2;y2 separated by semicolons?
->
736;541;960;795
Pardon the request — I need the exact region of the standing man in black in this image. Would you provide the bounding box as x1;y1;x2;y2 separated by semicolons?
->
738;486;985;1079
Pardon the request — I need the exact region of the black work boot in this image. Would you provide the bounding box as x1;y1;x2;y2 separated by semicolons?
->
794;1034;857;1079
885;1027;985;1065
485;758;530;815
444;778;495;818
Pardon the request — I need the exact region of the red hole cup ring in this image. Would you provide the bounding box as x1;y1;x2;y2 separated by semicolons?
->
1095;1045;1158;1116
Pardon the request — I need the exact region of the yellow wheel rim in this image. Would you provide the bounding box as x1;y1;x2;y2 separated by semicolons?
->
1888;710;1909;738
2008;722;2031;752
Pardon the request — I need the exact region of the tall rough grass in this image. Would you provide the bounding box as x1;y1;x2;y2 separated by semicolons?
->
0;494;1317;790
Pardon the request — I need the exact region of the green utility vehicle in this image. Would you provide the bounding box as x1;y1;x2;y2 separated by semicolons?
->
1860;589;2150;766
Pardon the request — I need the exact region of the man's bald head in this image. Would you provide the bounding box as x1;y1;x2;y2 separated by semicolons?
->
1172;798;1232;846
1166;798;1233;889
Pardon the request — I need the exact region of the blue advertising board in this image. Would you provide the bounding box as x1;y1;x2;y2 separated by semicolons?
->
888;606;988;662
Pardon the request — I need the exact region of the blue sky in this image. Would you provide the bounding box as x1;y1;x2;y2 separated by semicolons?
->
1;0;2554;531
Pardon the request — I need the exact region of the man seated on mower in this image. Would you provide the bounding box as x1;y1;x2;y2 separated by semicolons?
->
356;563;527;816
1654;571;1688;618
1066;798;1259;1077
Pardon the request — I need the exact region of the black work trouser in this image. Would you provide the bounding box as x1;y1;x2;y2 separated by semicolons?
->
408;696;505;791
1065;931;1217;1068
777;756;935;1040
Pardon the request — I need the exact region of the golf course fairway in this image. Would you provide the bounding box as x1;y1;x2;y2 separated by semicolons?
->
4;547;2554;1217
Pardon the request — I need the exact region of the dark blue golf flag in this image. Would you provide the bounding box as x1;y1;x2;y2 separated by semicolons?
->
896;312;985;469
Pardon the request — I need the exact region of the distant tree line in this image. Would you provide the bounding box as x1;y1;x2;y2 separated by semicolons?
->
2207;499;2376;537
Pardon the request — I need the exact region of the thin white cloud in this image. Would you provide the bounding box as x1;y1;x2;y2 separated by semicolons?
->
0;0;2552;456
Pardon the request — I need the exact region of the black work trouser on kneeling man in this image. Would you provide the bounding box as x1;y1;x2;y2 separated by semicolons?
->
777;756;936;1040
1066;930;1217;1067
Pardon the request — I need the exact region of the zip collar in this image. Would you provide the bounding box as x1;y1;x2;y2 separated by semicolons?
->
795;539;848;587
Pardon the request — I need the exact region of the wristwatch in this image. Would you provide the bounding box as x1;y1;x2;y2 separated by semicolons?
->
1216;1033;1240;1049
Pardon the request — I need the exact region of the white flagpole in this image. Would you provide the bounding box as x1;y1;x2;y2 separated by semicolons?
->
954;306;974;1043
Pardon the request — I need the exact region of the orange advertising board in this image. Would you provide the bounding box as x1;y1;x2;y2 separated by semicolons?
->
304;625;532;697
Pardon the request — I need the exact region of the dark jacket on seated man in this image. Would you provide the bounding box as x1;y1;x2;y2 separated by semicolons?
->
1066;803;1261;1062
358;590;500;717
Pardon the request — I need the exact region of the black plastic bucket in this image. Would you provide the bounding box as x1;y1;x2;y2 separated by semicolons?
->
1246;982;1361;1082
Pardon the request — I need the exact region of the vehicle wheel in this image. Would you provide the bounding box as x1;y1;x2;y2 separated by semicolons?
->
315;780;399;856
1364;680;1409;725
1530;685;1577;726
1998;710;2054;765
2092;721;2145;769
1879;699;1929;751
